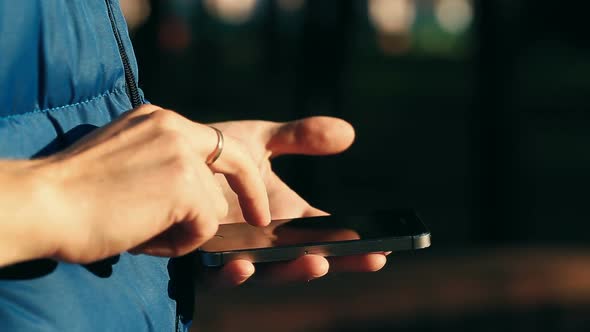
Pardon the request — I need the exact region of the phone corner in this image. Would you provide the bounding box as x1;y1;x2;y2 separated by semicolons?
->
412;233;431;249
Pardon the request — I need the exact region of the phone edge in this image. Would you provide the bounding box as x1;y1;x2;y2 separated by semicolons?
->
198;233;431;267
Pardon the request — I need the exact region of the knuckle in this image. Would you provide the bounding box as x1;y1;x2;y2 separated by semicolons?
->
161;130;188;152
197;216;219;241
135;104;163;115
164;142;196;187
150;109;180;132
168;154;196;184
158;133;194;172
123;104;163;120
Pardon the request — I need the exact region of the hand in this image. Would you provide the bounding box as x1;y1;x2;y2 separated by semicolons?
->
39;104;270;264
199;117;388;288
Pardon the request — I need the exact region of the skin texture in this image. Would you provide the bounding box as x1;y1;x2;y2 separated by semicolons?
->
0;104;269;266
201;118;387;287
0;105;387;286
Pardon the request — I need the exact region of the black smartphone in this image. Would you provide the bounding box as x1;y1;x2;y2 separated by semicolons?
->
198;209;431;267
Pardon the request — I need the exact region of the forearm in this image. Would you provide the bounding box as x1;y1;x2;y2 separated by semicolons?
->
0;160;60;266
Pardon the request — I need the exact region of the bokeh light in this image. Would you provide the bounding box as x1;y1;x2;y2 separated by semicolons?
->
203;0;258;25
434;0;473;34
368;0;416;35
119;0;151;30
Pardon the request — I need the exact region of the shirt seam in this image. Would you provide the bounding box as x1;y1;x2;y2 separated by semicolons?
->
0;87;127;121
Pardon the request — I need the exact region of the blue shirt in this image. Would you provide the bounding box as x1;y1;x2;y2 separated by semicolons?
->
0;1;192;330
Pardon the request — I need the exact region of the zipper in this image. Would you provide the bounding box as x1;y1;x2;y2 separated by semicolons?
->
105;4;181;331
105;0;142;108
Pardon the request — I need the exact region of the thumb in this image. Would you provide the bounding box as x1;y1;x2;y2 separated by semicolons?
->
267;116;355;157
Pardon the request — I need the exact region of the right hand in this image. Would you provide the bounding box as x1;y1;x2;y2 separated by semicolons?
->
40;104;270;264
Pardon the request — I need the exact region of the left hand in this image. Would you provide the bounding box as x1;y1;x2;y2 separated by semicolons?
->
200;117;388;288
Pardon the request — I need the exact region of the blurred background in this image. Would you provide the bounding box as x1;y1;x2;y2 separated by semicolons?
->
123;0;590;331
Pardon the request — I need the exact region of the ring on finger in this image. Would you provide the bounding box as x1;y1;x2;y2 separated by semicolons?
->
206;126;224;165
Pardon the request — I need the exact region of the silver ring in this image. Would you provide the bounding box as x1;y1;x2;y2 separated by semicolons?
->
206;126;224;165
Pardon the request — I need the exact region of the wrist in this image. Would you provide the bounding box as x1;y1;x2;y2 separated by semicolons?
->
0;158;66;265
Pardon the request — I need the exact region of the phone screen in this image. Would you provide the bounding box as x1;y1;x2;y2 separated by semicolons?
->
200;209;429;252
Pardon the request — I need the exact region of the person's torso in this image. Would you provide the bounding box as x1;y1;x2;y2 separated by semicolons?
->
0;1;189;331
0;0;142;158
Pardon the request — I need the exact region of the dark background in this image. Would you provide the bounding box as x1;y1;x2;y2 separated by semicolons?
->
132;0;590;248
129;0;590;330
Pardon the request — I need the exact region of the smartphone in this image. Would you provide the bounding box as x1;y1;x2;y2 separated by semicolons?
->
198;209;430;267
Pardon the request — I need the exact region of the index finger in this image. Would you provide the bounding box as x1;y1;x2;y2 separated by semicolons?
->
204;128;271;226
